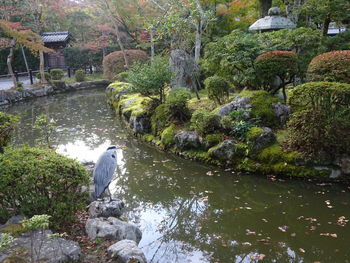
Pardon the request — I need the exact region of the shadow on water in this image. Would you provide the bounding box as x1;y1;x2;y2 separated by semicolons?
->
4;89;350;263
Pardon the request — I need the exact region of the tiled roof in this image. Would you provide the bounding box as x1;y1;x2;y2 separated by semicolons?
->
41;32;70;43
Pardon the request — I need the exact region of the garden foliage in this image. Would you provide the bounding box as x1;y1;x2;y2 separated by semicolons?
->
75;69;86;82
204;75;230;105
190;109;221;135
0;147;89;227
50;69;65;80
307;50;350;83
165;88;192;122
103;49;148;80
0;112;18;153
288;82;350;161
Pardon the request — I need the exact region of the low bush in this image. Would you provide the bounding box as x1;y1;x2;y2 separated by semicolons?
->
287;82;350;162
255;51;298;101
307;50;350;83
190;109;221;135
0;113;19;153
115;71;129;82
165;88;192;122
103;49;149;81
128;56;172;104
75;69;86;82
50;69;65;80
204;76;230;105
0;146;89;227
151;104;169;136
35;72;51;81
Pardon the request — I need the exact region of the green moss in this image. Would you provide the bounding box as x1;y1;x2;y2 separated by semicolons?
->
0;224;26;237
238;90;280;127
161;124;177;148
188;97;216;112
257;144;298;164
151;104;169;135
118;94;152;118
245;126;265;141
276;129;289;144
205;134;224;148
143;134;155;143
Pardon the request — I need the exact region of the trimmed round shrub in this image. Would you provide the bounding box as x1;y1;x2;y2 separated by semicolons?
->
166;88;192;122
35;72;51;81
75;69;86;82
190;109;221;135
204;75;230;105
0;113;18;153
255;51;298;100
0;147;89;227
50;69;65;80
307;50;350;83
287;82;350;162
103;49;149;80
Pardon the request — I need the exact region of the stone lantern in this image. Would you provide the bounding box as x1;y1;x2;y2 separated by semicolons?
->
249;7;296;32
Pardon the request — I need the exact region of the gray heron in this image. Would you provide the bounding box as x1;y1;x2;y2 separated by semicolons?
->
93;145;124;201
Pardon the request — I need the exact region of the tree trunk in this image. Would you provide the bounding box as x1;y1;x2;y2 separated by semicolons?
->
259;0;272;17
194;20;202;63
150;29;155;62
20;44;30;75
103;0;129;70
39;51;47;84
7;39;17;88
322;15;331;36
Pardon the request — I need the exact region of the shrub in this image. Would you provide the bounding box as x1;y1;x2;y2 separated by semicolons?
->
128;56;172;104
255;51;298;101
204;76;230;105
205;134;224;148
0;113;19;153
307;50;350;83
287;82;350;162
50;69;65;80
190;109;221;135
103;49;149;80
165;88;192;122
161;124;176;148
151;104;169;136
231;120;255;139
115;71;130;82
35;72;51;81
0;146;89;227
75;69;86;82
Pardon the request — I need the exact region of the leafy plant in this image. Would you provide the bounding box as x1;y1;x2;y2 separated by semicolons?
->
190;109;221;135
0;112;19;153
35;72;51;81
204;75;230;105
0;146;89;227
165;88;192;122
0;233;14;251
128;56;172;104
287;82;350;162
103;49;148;81
307;50;350;83
33;114;57;148
74;69;86;82
50;69;65;80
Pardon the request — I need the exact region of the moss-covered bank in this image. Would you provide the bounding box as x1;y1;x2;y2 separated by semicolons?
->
106;82;350;181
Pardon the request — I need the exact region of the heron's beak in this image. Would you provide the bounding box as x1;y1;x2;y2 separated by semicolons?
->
118;146;128;149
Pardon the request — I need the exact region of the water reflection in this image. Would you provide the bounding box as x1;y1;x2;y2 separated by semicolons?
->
4;89;350;263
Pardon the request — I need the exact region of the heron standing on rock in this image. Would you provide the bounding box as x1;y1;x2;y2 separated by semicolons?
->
93;145;124;201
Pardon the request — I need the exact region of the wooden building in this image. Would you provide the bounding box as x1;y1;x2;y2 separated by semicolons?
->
41;32;71;69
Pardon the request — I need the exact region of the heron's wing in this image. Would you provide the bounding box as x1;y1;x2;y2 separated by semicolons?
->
93;151;117;197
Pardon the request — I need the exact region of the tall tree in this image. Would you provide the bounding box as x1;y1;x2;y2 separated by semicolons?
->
259;0;272;17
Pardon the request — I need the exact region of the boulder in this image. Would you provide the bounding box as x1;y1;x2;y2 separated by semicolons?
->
107;240;147;263
174;131;204;150
273;102;291;125
170;49;199;92
249;127;276;155
129;116;151;134
218;96;251;116
88;199;125;218
0;230;81;263
85;217;142;244
209;140;244;161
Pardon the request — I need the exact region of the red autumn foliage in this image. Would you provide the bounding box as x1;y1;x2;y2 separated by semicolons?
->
307;50;350;83
103;49;149;80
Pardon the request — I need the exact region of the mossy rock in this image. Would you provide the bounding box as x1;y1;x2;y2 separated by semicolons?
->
204;134;224;148
238;90;281;127
118;94;153;119
0;224;26;237
3;257;27;263
257;144;298;164
161;124;177;148
245;127;265;142
151;104;169;136
142;134;155;143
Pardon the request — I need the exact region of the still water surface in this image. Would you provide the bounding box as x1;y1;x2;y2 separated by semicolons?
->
4;89;350;263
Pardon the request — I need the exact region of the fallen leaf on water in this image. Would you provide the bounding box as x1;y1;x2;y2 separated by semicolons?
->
262;218;268;223
245;229;256;236
242;242;252;247
290;233;296;237
320;233;337;238
278;225;288;232
310;226;317;231
299;248;306;253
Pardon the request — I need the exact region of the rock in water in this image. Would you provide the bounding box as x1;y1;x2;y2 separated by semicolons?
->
85;217;142;244
107;240;147;263
89;199;125;218
170;49;199;91
174;131;204;151
249;127;276;156
0;230;81;263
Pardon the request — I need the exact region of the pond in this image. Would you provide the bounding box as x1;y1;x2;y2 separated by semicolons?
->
4;89;350;263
